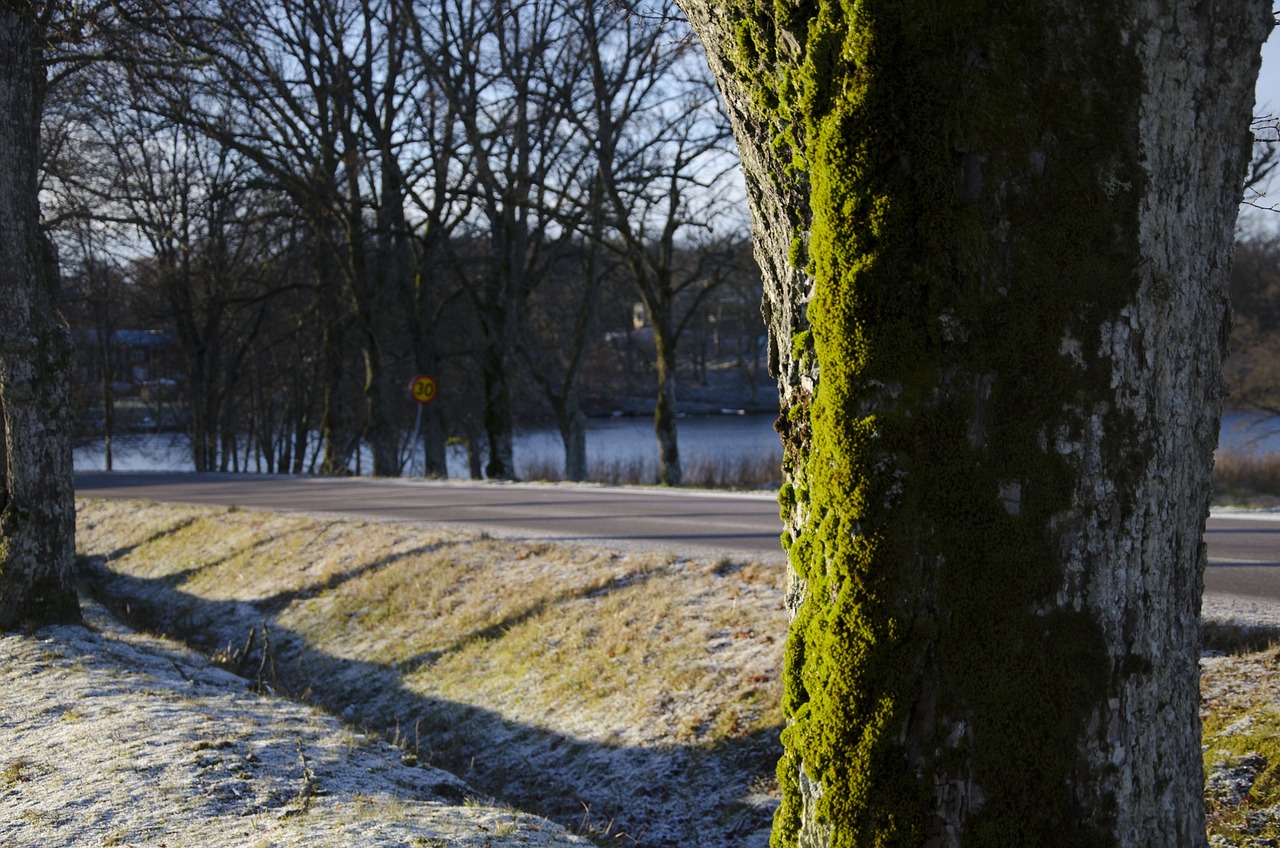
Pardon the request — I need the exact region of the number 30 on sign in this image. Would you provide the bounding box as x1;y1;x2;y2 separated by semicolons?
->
409;375;438;404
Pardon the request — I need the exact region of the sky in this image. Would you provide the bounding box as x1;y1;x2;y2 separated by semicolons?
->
1256;22;1280;126
1243;19;1280;231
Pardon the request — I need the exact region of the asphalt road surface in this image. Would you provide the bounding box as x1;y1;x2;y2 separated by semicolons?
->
73;471;785;561
74;471;1280;603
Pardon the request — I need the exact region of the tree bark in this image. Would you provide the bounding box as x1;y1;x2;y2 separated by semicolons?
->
679;0;1269;845
554;389;588;483
95;324;115;472
408;224;449;480
0;4;80;629
361;335;401;477
652;310;682;486
482;340;517;480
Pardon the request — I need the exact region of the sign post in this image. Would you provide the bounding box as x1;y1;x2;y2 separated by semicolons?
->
406;375;438;476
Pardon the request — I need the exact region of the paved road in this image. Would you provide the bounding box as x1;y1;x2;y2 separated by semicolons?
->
74;471;1280;602
73;471;786;562
1203;513;1280;603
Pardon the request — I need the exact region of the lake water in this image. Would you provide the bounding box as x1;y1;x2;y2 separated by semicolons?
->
73;412;786;480
1220;411;1280;455
73;409;1280;478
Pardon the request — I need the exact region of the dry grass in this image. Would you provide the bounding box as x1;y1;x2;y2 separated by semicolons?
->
0;611;586;848
1214;450;1280;505
71;495;1280;847
75;498;786;848
516;453;780;490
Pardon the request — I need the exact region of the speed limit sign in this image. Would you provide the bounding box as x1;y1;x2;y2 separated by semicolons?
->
409;375;438;404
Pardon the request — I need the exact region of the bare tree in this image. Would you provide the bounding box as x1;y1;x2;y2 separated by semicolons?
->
431;0;591;479
66;227;127;470
124;0;388;473
517;228;613;481
576;0;739;485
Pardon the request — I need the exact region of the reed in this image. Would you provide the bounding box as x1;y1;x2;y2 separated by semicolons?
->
517;452;780;490
522;446;1280;498
1213;450;1280;502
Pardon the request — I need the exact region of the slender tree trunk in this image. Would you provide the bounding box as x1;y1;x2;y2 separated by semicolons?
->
289;345;315;475
482;341;516;480
466;417;484;480
353;247;401;478
0;5;80;629
554;388;588;483
292;403;308;474
680;1;1269;845
652;313;681;487
317;258;351;475
554;233;606;484
378;161;449;478
96;329;115;472
422;407;447;477
361;337;400;477
187;365;215;472
411;247;448;478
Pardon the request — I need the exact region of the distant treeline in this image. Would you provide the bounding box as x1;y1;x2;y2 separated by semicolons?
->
44;0;763;485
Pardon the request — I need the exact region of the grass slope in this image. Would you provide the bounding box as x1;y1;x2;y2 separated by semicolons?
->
74;497;1280;847
76;498;786;847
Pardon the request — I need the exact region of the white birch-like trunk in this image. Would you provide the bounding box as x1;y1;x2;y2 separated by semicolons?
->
679;0;1270;844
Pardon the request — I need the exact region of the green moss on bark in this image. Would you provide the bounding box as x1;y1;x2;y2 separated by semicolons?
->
727;1;1146;845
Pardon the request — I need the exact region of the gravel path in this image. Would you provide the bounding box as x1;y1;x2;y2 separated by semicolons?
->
0;599;590;848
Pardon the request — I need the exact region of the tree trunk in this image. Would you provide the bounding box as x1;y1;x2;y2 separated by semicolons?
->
0;6;80;629
361;338;400;478
187;362;216;472
652;316;682;486
90;280;117;472
679;1;1269;845
97;330;115;472
482;342;516;480
466;417;484;480
411;244;448;478
318;263;353;475
554;388;589;483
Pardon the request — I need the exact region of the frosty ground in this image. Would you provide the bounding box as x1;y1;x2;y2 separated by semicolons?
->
2;497;1278;847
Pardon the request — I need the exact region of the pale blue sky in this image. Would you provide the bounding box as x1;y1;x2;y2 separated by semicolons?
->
1257;24;1280;119
1236;25;1280;232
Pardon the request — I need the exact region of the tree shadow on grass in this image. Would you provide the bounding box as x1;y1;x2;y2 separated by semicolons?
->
79;556;781;848
90;513;207;563
252;537;475;615
391;568;664;672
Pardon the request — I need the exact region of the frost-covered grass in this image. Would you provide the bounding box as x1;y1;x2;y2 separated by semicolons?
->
75;498;785;848
1202;644;1280;847
75;497;1280;847
0;600;587;848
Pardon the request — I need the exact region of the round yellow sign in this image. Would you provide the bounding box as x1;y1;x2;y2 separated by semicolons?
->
409;375;438;404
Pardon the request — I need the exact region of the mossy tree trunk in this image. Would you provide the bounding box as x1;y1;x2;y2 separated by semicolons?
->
0;3;81;630
679;1;1270;845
